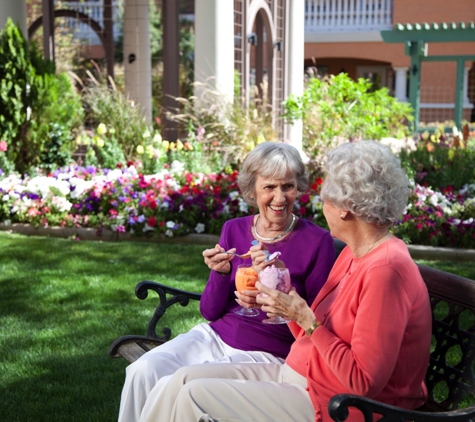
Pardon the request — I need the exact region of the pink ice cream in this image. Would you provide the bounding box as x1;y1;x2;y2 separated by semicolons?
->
258;265;291;293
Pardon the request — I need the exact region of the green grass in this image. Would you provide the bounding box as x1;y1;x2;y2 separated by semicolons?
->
0;231;209;422
0;231;474;421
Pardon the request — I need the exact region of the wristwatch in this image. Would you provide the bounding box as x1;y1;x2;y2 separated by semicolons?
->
305;321;320;337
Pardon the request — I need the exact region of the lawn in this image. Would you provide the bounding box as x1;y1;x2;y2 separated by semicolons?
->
0;231;474;421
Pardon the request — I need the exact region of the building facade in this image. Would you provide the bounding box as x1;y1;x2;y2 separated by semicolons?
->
304;0;475;124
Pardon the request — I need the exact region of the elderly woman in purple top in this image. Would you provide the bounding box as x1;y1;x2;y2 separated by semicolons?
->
118;141;335;422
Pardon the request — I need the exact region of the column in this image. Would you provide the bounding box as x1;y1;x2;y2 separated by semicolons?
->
463;65;472;107
123;0;152;124
394;67;408;102
283;0;305;153
194;0;234;105
0;0;27;37
162;0;180;142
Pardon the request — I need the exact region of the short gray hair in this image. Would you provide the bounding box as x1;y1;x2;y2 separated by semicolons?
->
320;141;410;227
238;142;308;206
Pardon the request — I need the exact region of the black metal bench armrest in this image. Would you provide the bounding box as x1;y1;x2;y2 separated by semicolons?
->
328;394;475;422
108;281;202;359
135;281;202;339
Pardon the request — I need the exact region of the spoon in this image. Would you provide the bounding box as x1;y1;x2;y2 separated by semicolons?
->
226;251;251;259
251;240;281;262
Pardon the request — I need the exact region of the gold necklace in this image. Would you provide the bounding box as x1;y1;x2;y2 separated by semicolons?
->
254;214;296;242
361;232;390;258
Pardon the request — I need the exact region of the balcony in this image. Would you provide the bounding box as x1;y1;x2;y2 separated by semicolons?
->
56;1;393;47
60;0;121;44
305;0;393;42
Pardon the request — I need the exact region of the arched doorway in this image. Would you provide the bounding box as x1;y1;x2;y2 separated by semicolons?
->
234;0;286;135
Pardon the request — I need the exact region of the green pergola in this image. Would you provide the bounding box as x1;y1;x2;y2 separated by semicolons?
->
381;22;475;129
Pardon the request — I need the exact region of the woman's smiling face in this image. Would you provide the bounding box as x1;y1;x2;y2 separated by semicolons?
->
254;172;298;225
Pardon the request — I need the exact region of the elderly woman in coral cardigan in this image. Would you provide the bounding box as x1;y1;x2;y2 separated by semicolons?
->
139;141;432;422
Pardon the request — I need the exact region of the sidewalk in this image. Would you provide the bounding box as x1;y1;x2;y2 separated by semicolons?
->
1;223;475;262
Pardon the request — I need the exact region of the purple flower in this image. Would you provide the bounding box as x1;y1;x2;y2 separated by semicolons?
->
137;215;146;223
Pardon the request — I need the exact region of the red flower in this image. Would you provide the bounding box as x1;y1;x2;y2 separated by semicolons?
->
311;178;324;191
147;216;157;227
300;193;310;204
116;163;123;169
299;206;307;215
109;209;118;216
443;186;454;195
158;220;165;227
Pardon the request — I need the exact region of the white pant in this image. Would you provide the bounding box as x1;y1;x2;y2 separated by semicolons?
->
118;323;284;422
140;362;314;422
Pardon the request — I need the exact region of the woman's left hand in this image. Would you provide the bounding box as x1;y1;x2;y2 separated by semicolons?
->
256;282;315;327
235;289;260;309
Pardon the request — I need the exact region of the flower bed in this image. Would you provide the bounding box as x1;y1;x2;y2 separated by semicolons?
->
0;164;474;248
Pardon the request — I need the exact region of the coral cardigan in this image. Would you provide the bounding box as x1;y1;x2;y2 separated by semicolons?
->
286;237;432;422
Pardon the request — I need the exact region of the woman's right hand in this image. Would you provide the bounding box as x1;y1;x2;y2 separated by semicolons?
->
249;241;282;272
256;283;315;328
202;244;233;275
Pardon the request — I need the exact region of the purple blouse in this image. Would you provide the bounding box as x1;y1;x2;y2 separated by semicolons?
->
200;215;335;359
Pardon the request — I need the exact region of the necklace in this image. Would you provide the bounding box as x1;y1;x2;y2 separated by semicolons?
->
254;213;296;242
361;232;390;258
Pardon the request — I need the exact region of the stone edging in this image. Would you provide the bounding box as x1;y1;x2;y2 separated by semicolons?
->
1;223;474;262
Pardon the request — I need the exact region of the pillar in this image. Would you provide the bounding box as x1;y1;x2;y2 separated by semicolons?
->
0;0;27;38
162;0;180;142
194;0;234;105
463;65;472;106
394;67;408;102
123;0;152;123
283;0;305;152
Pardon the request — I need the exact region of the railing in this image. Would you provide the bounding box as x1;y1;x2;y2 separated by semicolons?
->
57;0;122;42
305;0;393;32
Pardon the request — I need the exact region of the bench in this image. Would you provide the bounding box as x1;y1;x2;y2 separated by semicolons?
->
109;242;475;421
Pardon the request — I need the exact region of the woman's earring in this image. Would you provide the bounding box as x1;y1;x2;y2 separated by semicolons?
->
251;196;255;200
340;213;344;219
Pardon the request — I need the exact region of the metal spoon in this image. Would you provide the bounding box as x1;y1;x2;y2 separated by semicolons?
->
251;240;281;261
226;251;251;259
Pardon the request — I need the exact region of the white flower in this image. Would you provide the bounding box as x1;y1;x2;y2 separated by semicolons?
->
142;224;154;232
195;223;205;234
2;194;9;201
170;160;185;174
179;204;184;212
52;196;73;212
166;221;176;228
26;177;70;197
165;229;174;237
69;178;95;199
228;191;240;201
238;198;249;213
311;195;322;212
3;219;11;226
106;169;123;181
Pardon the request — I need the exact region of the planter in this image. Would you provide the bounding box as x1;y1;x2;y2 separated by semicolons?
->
1;223;474;262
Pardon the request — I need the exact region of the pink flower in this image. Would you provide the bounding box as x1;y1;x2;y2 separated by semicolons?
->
0;140;8;152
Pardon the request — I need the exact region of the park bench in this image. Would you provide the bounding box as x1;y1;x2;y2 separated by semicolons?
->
109;240;475;421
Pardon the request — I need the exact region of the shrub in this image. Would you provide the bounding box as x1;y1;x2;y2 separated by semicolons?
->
283;73;414;172
166;81;277;172
399;124;475;190
81;75;150;162
0;19;83;174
